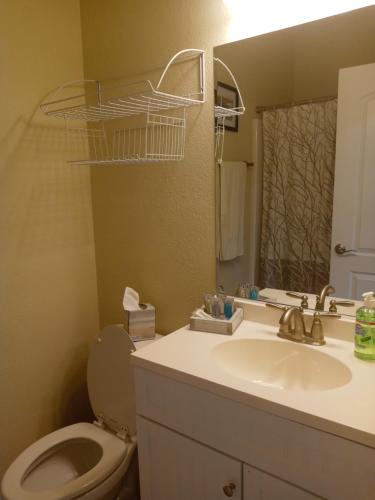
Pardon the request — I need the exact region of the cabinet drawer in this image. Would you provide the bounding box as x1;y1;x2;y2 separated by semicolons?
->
244;465;321;500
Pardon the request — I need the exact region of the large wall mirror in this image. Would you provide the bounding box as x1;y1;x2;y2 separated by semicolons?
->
214;5;375;315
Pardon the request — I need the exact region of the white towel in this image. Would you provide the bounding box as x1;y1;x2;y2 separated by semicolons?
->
218;161;247;261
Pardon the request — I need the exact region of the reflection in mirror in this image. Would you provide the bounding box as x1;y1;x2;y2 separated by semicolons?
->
214;5;375;315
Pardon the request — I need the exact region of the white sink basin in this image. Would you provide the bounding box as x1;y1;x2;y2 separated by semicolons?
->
212;339;352;391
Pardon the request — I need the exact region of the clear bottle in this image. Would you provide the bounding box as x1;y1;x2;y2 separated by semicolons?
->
211;295;221;318
354;291;375;361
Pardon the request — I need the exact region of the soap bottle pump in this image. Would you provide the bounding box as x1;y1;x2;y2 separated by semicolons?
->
354;291;375;360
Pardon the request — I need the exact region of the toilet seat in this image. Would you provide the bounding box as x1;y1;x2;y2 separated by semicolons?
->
1;422;136;500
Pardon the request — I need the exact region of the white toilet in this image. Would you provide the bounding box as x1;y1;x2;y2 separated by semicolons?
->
1;325;148;500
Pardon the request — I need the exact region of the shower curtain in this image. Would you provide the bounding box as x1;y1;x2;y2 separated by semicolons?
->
259;99;337;293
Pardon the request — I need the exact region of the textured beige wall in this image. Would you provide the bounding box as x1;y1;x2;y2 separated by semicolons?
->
80;0;232;334
292;7;375;100
0;0;99;477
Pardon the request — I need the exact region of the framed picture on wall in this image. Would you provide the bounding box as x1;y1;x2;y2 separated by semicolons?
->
216;81;239;132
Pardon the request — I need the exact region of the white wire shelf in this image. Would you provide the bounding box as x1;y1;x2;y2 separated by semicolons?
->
66;112;185;166
41;49;204;166
214;57;246;164
214;57;245;121
43;83;203;122
41;49;205;122
214;105;245;119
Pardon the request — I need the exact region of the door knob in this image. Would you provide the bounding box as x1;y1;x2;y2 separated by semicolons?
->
222;482;236;497
334;243;355;255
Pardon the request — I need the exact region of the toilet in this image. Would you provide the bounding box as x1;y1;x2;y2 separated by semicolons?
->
1;325;149;500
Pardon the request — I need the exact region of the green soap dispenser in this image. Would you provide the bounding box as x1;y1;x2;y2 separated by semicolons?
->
355;291;375;360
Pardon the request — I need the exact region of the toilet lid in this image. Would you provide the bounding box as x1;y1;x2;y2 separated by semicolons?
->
87;325;137;436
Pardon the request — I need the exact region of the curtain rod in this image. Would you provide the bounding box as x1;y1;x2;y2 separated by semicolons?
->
256;95;337;113
217;160;254;167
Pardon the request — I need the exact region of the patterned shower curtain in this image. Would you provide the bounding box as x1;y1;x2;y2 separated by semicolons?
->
259;100;337;294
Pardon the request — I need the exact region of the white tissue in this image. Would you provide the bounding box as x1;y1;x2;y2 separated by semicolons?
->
123;287;141;311
192;308;213;319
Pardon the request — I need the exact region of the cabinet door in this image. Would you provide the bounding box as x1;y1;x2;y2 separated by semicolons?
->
244;465;320;500
137;416;242;500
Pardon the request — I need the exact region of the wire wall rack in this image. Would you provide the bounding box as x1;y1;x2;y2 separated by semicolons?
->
40;49;205;166
214;57;245;163
66;113;185;166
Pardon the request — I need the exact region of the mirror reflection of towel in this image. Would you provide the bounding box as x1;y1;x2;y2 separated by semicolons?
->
218;161;247;261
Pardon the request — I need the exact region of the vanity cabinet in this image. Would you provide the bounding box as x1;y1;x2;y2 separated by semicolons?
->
134;366;374;500
137;416;319;500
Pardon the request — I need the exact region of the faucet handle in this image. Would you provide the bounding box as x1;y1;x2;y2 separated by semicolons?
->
316;312;341;319
266;302;288;311
309;312;341;345
266;303;291;336
286;291;309;308
266;302;290;318
329;299;355;313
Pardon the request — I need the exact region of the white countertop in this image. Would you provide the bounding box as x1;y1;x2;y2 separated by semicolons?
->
132;303;375;448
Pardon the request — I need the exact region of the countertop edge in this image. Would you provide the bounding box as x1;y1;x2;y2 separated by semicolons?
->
131;354;375;450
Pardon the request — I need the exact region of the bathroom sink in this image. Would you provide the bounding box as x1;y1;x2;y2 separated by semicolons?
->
212;339;352;391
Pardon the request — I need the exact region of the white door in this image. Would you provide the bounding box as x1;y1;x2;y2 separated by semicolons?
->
137;416;242;500
243;465;320;500
330;63;375;299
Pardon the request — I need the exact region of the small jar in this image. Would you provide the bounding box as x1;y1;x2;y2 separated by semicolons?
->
249;285;259;300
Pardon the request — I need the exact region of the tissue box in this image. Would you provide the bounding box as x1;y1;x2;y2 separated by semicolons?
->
125;303;155;341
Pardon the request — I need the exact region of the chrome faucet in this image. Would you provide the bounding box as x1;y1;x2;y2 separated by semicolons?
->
315;284;335;311
267;303;340;346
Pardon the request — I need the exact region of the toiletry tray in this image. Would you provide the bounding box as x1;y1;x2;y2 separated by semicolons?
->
40;49;205;166
189;307;243;335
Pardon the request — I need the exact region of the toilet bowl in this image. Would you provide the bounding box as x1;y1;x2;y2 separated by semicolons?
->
1;325;147;500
